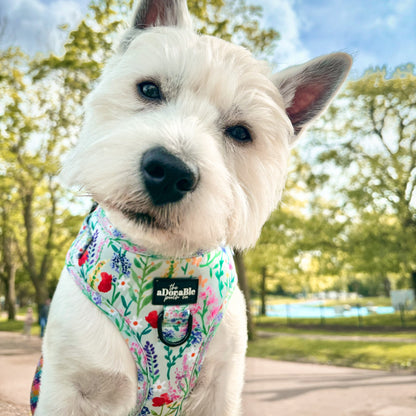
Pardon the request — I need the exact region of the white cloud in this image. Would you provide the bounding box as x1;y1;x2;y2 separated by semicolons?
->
3;0;312;68
260;0;311;70
0;0;85;55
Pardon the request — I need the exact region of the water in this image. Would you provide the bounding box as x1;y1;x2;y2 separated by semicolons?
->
266;300;395;319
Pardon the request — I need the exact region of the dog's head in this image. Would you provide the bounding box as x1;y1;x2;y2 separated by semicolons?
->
61;0;351;256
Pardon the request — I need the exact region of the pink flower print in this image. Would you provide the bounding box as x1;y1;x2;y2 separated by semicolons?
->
167;383;181;402
142;352;148;366
209;305;221;321
121;243;130;252
189;303;202;315
130;342;140;353
191;319;199;330
183;354;190;373
207;294;218;306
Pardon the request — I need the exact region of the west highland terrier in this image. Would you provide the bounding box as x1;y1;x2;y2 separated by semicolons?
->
31;0;351;415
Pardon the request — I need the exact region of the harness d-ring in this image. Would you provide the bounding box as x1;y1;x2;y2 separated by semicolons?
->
157;311;193;347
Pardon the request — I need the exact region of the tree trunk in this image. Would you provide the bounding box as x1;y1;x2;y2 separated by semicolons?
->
22;179;59;315
383;276;391;297
234;250;256;340
22;190;49;318
260;266;267;316
1;208;17;320
6;264;16;320
411;270;416;299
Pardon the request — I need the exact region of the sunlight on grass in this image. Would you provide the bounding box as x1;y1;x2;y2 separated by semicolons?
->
0;318;41;336
247;336;416;371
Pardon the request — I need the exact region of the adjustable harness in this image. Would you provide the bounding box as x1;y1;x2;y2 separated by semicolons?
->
31;207;237;416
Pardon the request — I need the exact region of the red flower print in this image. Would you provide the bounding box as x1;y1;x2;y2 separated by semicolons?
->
98;272;113;292
145;310;159;328
152;393;172;407
78;250;88;266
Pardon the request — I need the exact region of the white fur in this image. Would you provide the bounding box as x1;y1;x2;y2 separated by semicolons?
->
60;28;292;256
37;1;351;415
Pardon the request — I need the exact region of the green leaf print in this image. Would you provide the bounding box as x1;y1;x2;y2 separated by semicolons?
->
120;295;134;317
145;261;163;276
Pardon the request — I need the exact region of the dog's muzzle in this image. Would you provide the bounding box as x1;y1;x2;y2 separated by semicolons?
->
140;147;199;206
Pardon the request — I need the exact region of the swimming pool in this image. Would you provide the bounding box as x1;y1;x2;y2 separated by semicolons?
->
266;301;395;318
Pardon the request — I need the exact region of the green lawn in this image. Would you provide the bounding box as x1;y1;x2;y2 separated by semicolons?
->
254;325;416;339
0;319;25;332
247;335;416;371
249;310;416;371
0;316;41;336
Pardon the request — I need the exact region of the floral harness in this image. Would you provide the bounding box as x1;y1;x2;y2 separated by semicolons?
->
30;207;237;416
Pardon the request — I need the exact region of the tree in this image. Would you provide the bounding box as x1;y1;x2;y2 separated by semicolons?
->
0;192;18;320
310;64;416;293
188;0;278;57
0;46;83;315
1;0;280;319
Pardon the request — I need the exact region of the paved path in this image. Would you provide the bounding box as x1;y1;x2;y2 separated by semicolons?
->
1;331;415;415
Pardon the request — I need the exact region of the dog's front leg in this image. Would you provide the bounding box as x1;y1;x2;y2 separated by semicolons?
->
34;270;138;416
183;287;248;416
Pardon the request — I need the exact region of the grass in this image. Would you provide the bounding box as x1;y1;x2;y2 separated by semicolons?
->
0;313;41;336
254;325;416;339
248;310;416;370
247;335;416;371
0;319;25;332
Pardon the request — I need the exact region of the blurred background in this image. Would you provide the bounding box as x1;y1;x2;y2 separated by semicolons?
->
1;0;415;372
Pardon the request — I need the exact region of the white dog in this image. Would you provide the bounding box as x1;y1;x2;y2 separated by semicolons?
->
32;1;351;415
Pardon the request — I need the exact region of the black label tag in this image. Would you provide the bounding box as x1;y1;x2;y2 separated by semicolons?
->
152;278;199;306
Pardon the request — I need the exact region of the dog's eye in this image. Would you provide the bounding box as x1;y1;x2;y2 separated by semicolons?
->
137;81;162;101
225;125;252;144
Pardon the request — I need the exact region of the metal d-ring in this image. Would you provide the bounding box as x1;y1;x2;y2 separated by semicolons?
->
157;311;193;347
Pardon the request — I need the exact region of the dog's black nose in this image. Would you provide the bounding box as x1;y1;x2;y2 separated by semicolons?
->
140;147;199;206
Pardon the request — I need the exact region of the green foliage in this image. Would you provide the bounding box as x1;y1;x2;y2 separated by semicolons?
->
189;0;279;57
246;64;416;302
311;66;416;284
0;45;86;311
0;0;279;313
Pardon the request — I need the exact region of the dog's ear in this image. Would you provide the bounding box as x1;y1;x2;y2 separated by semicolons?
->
132;0;192;30
273;53;352;143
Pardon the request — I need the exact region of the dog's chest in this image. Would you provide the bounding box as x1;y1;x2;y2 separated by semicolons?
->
65;207;237;414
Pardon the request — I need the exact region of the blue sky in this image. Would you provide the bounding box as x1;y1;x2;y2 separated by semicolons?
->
1;0;416;77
